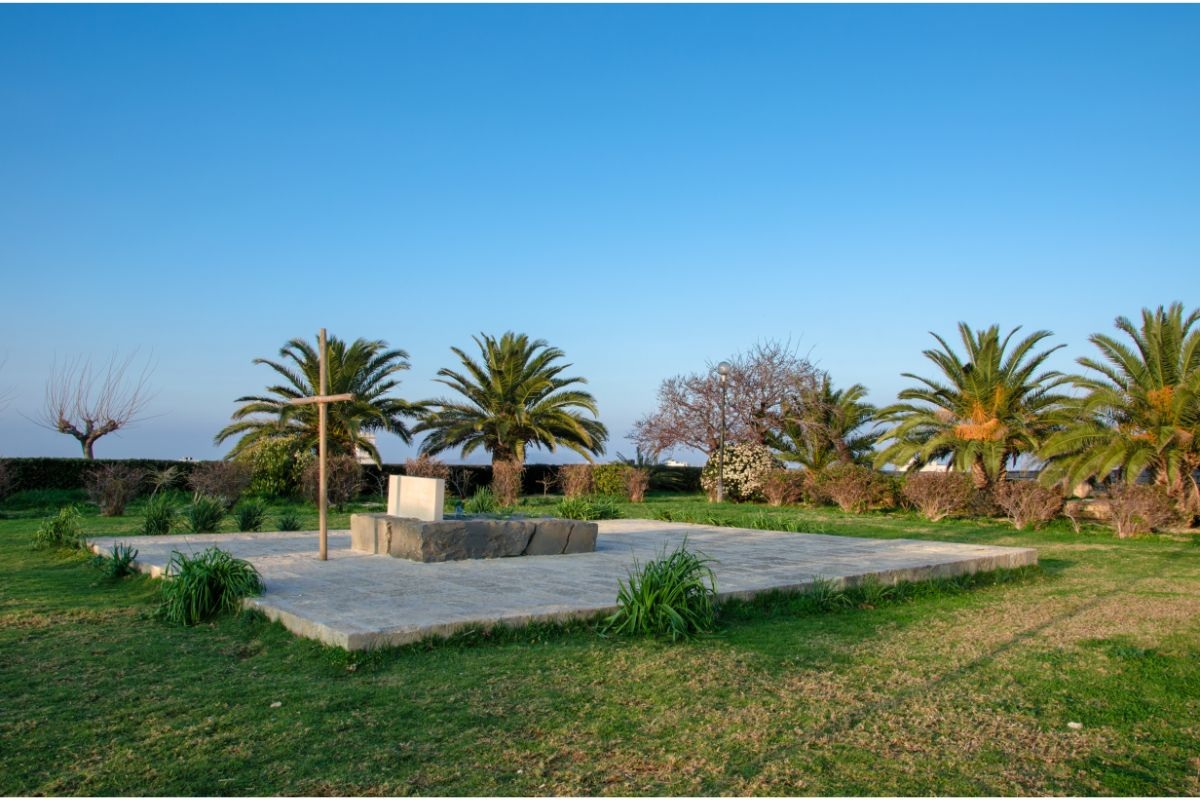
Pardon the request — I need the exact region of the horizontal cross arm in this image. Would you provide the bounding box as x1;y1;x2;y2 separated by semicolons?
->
288;393;355;406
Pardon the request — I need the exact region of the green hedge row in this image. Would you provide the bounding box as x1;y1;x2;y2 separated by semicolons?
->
0;457;702;497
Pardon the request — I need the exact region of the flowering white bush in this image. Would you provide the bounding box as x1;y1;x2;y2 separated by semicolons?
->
700;443;781;502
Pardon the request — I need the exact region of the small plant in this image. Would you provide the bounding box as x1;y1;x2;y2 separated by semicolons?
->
277;509;302;531
183;496;226;533
557;464;594;498
625;467;651;503
187;461;252;510
85;463;145;517
302;455;362;509
464;487;499;514
491;460;524;507
233;500;268;532
141;494;176;536
555;495;622;521
404;454;451;480
993;480;1063;530
94;543;139;579
603;540;718;641
33;505;83;549
902;471;975;521
157;547;264;626
1107;483;1176;537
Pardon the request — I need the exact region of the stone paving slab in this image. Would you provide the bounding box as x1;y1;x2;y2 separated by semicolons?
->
88;519;1036;650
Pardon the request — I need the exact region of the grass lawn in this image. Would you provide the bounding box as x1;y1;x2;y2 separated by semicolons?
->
2;489;1199;795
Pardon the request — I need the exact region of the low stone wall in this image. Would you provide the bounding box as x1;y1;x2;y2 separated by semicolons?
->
351;513;598;562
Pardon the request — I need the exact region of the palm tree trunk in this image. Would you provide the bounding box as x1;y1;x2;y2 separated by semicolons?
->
970;459;990;490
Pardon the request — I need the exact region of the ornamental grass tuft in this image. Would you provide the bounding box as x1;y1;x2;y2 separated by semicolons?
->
603;539;717;641
157;547;263;626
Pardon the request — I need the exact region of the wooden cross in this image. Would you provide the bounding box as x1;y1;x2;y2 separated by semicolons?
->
289;328;354;561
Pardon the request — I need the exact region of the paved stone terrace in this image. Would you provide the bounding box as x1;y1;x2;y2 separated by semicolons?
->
89;519;1036;650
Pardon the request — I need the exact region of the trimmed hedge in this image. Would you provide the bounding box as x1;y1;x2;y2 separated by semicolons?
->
0;457;703;497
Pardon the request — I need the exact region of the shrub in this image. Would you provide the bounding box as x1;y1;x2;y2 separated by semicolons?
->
464;487;499;514
157;547;263;626
188;461;252;510
993;481;1063;530
603;541;717;641
626;468;651;503
814;464;892;513
94;543;139;579
558;464;594;498
33;505;83;549
593;464;630;497
84;463;145;517
302;455;363;509
238;437;312;498
141;494;176;536
183;496;226;533
555;495;622;521
491;460;524;507
232;500;268;532
1107;484;1177;537
277;510;302;531
147;465;183;497
404;454;450;481
0;460;12;502
700;443;780;502
902;472;975;521
761;469;809;507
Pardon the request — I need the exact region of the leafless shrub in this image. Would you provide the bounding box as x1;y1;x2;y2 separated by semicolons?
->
491;460;524;507
902;472;975;522
558;464;594;498
404;454;450;481
147;465;182;497
1108;484;1177;537
993;481;1063;530
188;461;252;510
446;468;475;500
303;455;363;509
626;467;650;503
815;464;891;514
537;472;558;496
84;463;145;516
761;469;808;507
0;460;13;502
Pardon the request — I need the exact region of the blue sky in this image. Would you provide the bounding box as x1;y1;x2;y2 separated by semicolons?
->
1;4;1197;464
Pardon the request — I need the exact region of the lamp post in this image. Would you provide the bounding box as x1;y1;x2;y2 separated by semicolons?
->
716;361;731;503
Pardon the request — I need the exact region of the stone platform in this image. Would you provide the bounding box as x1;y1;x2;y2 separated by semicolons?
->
350;513;598;561
88;519;1036;651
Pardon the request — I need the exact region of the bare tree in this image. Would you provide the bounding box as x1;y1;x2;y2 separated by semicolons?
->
631;340;821;457
38;353;155;459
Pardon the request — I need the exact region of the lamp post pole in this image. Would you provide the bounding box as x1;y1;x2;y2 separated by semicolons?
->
716;361;731;503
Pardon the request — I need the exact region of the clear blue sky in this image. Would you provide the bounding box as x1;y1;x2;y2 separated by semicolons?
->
1;4;1197;464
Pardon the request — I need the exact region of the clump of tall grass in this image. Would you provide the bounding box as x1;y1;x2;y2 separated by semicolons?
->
33;505;83;549
555;495;622;521
157;547;263;626
464;487;498;514
232;500;267;532
141;494;176;536
276;510;302;531
93;543;139;579
603;540;717;641
183;496;225;533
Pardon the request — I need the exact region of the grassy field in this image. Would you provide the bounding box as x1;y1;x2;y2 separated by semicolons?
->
2;489;1199;795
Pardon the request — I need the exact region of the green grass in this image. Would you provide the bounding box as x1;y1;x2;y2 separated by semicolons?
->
2;491;1199;795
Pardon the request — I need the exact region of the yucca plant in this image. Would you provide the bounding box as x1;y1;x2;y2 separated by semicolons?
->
603;540;718;641
276;510;302;531
141;494;175;536
157;547;264;626
94;543;139;579
183;496;225;533
232;500;268;532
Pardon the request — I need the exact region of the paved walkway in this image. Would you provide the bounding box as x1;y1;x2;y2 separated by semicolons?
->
89;519;1036;650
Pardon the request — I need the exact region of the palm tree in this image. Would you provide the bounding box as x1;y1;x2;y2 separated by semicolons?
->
415;332;608;464
215;334;419;465
766;376;878;470
874;323;1070;489
1040;303;1200;515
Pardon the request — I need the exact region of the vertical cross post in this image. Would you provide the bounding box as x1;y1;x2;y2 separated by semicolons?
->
288;328;354;561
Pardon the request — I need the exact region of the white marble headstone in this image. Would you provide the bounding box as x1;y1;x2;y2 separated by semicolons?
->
387;475;445;522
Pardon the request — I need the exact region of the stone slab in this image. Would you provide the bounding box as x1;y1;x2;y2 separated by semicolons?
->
350;514;600;561
88;519;1037;651
387;475;444;522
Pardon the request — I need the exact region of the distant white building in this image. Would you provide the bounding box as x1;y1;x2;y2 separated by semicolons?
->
665;459;689;468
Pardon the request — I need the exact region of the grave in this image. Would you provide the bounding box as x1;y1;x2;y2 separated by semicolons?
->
351;474;598;561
